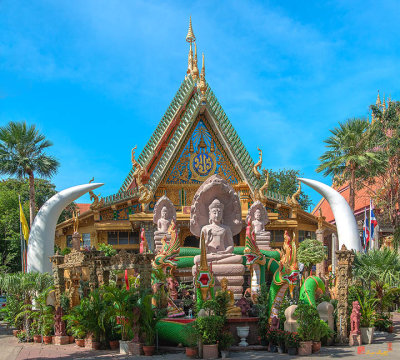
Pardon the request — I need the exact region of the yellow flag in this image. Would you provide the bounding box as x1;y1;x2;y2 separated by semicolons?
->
19;199;30;243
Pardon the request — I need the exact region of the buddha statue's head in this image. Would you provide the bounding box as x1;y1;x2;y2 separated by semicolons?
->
254;209;261;221
209;199;224;224
161;206;168;219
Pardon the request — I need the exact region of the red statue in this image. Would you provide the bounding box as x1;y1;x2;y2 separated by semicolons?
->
350;301;361;335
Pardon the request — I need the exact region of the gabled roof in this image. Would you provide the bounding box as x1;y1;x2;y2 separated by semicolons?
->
118;77;260;196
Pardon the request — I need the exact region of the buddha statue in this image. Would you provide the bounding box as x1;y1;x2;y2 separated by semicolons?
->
155;206;170;235
193;199;243;265
153;195;176;253
246;200;271;250
217;277;242;318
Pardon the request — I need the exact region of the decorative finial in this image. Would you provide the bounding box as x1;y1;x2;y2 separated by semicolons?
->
191;42;199;81
199;232;208;271
187;42;193;76
199;53;207;102
253;148;262;179
376;90;381;106
383;94;386;109
186;16;196;43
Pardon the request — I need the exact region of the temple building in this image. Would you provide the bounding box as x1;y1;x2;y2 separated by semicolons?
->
55;19;337;271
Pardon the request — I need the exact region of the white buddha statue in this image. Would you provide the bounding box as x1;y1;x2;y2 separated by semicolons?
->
193;199;242;265
155;206;170;235
252;209;268;236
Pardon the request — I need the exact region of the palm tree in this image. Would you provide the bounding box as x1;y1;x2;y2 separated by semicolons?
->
0;121;59;226
316;118;381;211
354;248;400;311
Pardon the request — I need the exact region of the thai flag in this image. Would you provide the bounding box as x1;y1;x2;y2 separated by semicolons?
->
363;208;370;251
370;207;378;240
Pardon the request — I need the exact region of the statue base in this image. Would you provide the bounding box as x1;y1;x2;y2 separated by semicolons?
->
54;336;69;345
349;333;362;346
255;233;272;251
192;263;245;299
154;233;171;254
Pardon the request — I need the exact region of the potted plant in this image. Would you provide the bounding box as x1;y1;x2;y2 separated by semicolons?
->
285;332;300;355
63;306;87;347
185;324;198;358
219;331;235;359
276;329;286;353
140;294;158;356
266;329;278;352
294;303;320;356
357;292;377;344
194;316;225;359
311;319;333;353
374;313;393;333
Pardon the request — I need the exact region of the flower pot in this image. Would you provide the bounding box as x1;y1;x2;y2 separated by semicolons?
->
75;339;85;347
109;340;119;350
129;342;144;355
69;336;74;344
33;335;42;343
119;340;130;355
388;326;394;333
361;327;374;344
287;347;297;355
237;326;249;347
186;347;198;358
298;341;312;356
85;340;100;350
269;344;277;352
312;341;321;353
202;344;219;359
43;336;52;345
12;330;19;337
221;350;230;359
143;345;155;356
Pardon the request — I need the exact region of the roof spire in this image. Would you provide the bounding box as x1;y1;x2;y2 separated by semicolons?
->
376;90;381;106
191;42;199;81
199;52;207;102
187;42;193;76
186;16;196;43
383;94;386;109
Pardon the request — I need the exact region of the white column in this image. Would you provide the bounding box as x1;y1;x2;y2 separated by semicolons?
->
332;233;338;274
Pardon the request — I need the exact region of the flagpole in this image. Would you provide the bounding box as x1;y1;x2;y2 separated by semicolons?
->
369;199;372;250
19;195;24;272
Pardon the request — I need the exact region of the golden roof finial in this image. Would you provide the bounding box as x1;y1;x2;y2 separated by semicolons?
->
187;42;193;76
383;94;386;109
191;42;199;81
186;16;196;43
199;232;208;271
376;90;381;106
199;52;207;101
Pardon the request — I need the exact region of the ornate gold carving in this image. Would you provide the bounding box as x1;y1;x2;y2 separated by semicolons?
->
89;178;104;210
253;169;269;204
72;211;79;233
253;147;262;179
199;53;207;101
131;146;153;211
287;181;301;206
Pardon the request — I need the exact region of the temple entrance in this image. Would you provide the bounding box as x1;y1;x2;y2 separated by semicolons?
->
184;235;199;248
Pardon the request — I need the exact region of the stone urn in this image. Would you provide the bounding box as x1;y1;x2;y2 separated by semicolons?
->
237;326;250;347
119;340;130;354
361;327;374;344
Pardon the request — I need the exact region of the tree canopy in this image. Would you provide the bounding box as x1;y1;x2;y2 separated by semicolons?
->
297;239;326;273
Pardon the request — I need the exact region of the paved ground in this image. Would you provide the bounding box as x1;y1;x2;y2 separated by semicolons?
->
1;314;400;360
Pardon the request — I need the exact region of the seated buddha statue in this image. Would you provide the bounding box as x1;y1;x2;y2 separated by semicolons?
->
154;206;171;235
193;199;243;265
217;278;241;318
252;209;269;236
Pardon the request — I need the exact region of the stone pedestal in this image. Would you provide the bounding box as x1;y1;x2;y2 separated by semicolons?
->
54;336;69;345
192;263;245;299
154;233;171;254
255;232;272;250
71;232;81;250
349;333;362;346
284;305;299;333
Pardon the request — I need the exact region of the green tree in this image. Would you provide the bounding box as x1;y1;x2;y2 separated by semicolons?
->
316;118;382;211
297;239;326;277
0;121;59;226
268;169;312;210
354;248;400;312
0;178;74;272
368;101;400;229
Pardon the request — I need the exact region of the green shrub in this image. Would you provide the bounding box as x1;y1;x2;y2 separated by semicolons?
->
194;316;225;345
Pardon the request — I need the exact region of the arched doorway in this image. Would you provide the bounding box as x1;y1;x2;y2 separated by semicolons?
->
184;235;199;248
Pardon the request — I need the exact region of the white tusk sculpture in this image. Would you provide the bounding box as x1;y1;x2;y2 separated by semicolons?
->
27;183;104;273
298;178;360;252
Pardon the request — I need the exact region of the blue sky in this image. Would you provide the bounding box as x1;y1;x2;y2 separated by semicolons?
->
1;0;399;209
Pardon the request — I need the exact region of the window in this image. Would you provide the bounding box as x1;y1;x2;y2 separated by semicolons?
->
66;235;72;248
82;233;90;248
298;231;316;242
107;231;140;245
270;230;284;244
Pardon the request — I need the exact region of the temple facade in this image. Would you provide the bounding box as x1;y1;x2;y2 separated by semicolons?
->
55;19;336;269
